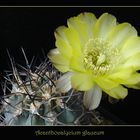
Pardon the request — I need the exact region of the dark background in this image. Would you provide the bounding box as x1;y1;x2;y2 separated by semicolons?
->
0;0;140;6
0;7;140;125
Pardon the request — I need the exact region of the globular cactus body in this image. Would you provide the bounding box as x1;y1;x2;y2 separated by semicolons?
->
0;49;82;125
0;49;112;126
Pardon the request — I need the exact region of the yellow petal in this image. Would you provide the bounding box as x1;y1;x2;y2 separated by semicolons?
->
95;77;119;90
71;72;94;91
120;37;140;60
69;54;86;72
67;12;97;45
122;73;140;85
124;74;140;89
126;84;140;89
55;26;73;59
63;28;82;52
123;53;140;70
48;49;70;72
55;25;82;53
106;23;137;48
93;13;117;38
78;12;97;29
108;66;140;85
108;67;133;83
105;85;128;99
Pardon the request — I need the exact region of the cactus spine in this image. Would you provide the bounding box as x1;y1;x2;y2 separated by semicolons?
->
0;49;113;126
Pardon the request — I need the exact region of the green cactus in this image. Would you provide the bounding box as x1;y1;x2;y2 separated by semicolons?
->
0;49;114;126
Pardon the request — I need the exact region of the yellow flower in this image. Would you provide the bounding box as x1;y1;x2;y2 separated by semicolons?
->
48;12;140;110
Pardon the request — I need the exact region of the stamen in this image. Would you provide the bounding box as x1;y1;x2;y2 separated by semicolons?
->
83;38;119;75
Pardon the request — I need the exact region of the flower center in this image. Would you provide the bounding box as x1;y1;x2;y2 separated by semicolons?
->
83;38;118;75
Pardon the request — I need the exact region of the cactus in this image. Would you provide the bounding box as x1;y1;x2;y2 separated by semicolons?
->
0;49;113;126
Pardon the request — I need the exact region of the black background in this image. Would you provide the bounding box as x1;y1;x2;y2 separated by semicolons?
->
0;0;140;6
0;6;140;126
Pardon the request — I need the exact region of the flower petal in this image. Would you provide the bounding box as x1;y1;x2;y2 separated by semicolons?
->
106;23;137;48
55;25;82;53
83;84;102;110
123;53;140;70
126;83;140;89
105;66;140;87
93;13;117;38
105;85;128;99
55;26;73;58
108;67;133;83
123;73;140;86
71;72;94;91
56;72;72;93
67;12;97;45
69;54;86;72
109;69;140;86
48;49;70;72
95;77;128;99
95;77;119;90
120;37;140;59
48;48;59;55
